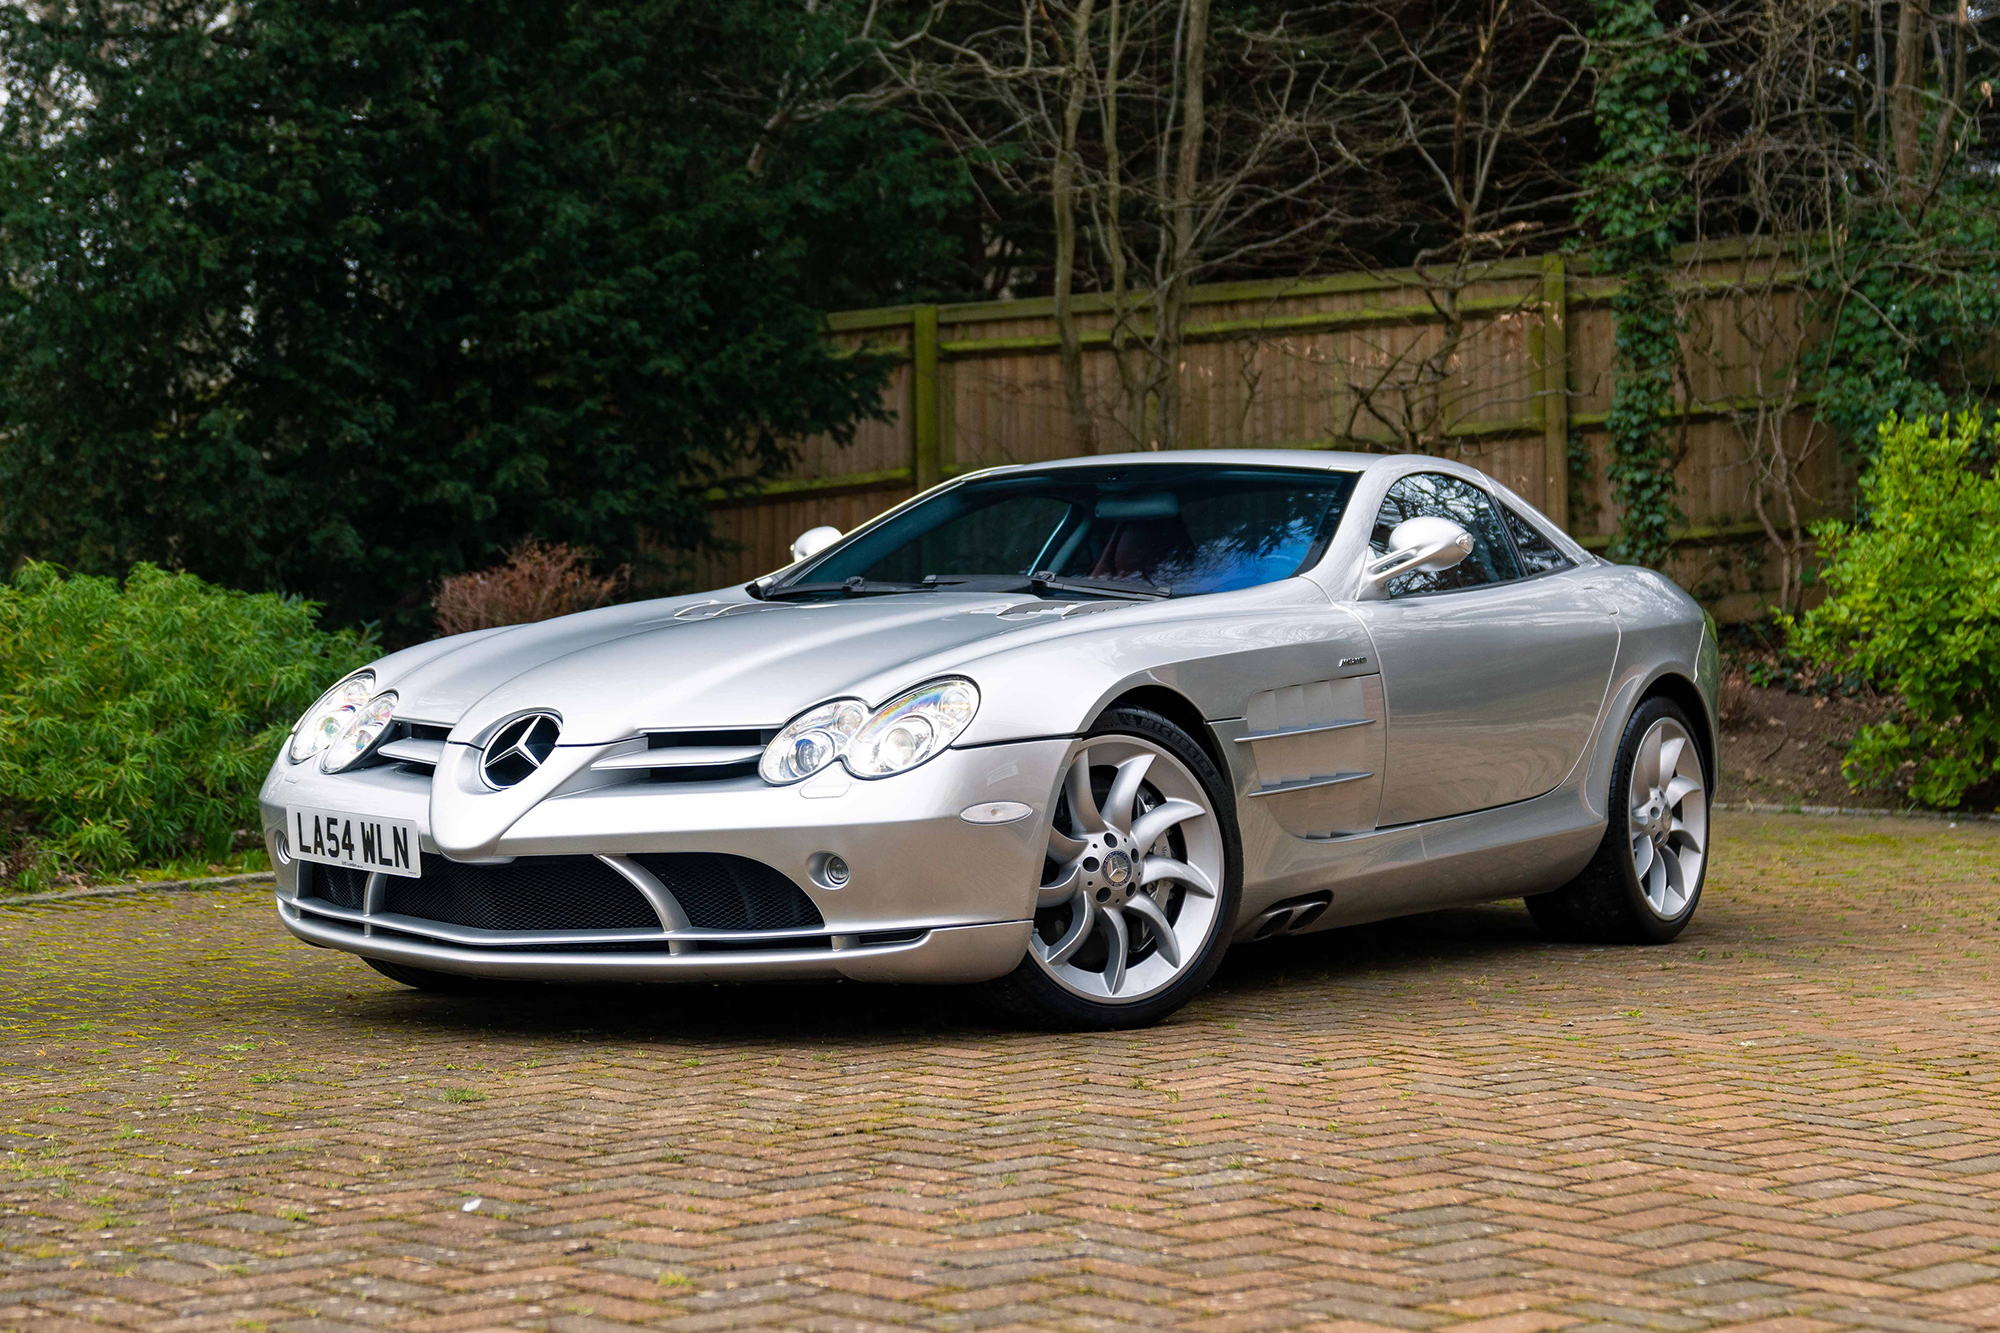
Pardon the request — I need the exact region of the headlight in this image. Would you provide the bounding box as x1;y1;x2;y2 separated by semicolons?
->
321;691;398;773
288;672;375;763
846;679;980;777
761;678;980;784
759;699;867;784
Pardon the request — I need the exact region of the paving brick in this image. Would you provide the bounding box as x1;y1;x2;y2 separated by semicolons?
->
2;812;1999;1333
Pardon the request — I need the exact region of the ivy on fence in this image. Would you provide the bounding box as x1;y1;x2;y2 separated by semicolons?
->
1581;0;1697;571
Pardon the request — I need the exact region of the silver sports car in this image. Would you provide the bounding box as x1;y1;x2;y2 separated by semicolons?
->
263;450;1717;1028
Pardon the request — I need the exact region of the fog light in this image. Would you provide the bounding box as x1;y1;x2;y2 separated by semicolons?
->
811;853;851;889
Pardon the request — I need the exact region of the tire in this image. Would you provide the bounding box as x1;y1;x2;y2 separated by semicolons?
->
1527;696;1711;944
980;706;1243;1030
364;957;515;995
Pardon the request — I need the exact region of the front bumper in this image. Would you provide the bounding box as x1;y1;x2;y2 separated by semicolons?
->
261;738;1068;984
277;901;1033;983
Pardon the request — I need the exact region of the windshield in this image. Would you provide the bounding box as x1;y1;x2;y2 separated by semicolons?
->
778;464;1359;598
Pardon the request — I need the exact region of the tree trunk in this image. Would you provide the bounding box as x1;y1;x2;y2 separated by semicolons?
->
1889;0;1928;207
1154;0;1209;449
1099;0;1142;449
1052;0;1101;454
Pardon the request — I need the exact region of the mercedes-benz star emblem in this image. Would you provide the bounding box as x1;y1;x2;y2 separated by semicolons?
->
481;713;561;789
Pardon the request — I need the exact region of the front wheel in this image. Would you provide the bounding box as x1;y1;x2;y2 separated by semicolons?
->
981;707;1242;1029
1527;696;1710;944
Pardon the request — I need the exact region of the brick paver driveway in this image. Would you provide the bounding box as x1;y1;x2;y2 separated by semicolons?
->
4;810;2000;1333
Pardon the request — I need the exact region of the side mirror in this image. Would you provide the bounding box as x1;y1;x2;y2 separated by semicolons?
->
790;525;842;563
1365;516;1474;591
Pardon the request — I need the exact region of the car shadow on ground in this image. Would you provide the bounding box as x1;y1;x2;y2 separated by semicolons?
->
330;898;1579;1045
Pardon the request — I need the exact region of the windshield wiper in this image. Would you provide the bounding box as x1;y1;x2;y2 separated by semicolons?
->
923;572;1169;601
757;577;936;601
1032;572;1169;600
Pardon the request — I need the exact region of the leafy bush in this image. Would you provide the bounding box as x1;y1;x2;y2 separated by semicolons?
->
0;562;376;887
433;542;627;637
1792;413;2000;808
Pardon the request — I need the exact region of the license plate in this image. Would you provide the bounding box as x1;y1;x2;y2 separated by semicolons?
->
286;808;422;878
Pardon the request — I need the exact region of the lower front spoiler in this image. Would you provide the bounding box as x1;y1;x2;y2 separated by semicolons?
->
278;896;1032;985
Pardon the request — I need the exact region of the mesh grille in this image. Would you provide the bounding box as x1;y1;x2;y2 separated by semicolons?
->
303;864;368;910
382;856;659;931
632;853;823;931
303;852;820;937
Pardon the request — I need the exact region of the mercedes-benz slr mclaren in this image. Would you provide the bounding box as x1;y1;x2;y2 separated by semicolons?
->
264;450;1717;1028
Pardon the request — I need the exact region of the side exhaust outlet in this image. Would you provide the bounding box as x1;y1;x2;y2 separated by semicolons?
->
1236;891;1333;943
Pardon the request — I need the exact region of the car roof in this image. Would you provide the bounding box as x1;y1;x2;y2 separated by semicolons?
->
966;448;1388;476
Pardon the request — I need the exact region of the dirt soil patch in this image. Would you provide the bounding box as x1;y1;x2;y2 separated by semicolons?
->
1715;664;1997;814
1719;676;1900;807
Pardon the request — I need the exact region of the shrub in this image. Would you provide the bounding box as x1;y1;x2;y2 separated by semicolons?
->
433;541;627;637
1792;413;2000;808
0;562;376;886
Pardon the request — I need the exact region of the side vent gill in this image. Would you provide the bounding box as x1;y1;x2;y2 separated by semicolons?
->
1241;676;1386;837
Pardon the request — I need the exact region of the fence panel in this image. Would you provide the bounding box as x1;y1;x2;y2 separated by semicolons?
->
699;250;1840;616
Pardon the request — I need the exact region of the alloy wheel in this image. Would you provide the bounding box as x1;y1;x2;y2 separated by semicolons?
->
1627;716;1707;918
1028;737;1225;1003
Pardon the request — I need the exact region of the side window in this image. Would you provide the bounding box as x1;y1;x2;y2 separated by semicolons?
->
1501;503;1575;576
1369;473;1521;596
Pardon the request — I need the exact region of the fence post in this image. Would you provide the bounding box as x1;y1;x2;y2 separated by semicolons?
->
911;305;943;491
1539;253;1572;533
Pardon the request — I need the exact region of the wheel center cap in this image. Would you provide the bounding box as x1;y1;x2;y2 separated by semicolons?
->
1103;851;1133;887
1639;788;1668;837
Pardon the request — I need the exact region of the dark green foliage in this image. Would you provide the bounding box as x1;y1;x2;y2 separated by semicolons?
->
0;563;376;886
0;0;964;631
1792;415;2000;809
1579;0;1696;571
1808;191;2000;465
1579;1;1694;278
1599;267;1687;569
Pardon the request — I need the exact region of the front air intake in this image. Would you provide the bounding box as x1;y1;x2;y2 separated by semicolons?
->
631;853;823;930
383;855;657;931
302;863;368;911
298;852;824;940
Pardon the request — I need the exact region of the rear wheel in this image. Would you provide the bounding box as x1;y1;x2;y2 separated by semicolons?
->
981;707;1242;1029
1527;697;1710;944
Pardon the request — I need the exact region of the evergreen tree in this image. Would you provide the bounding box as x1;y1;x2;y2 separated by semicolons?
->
0;0;963;628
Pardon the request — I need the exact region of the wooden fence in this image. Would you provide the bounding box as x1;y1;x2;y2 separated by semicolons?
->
695;246;1844;620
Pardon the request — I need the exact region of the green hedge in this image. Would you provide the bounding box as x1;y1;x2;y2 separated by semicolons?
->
1794;413;2000;808
0;561;376;886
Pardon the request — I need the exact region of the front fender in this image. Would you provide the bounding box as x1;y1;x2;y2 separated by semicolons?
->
932;590;1374;748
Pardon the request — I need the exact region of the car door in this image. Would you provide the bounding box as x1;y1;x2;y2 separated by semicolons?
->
1345;472;1619;826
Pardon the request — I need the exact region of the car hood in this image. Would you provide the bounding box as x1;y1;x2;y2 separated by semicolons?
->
381;591;1114;745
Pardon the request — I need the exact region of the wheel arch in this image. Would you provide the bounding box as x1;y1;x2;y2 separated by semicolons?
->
1636;670;1717;788
1093;685;1227;775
